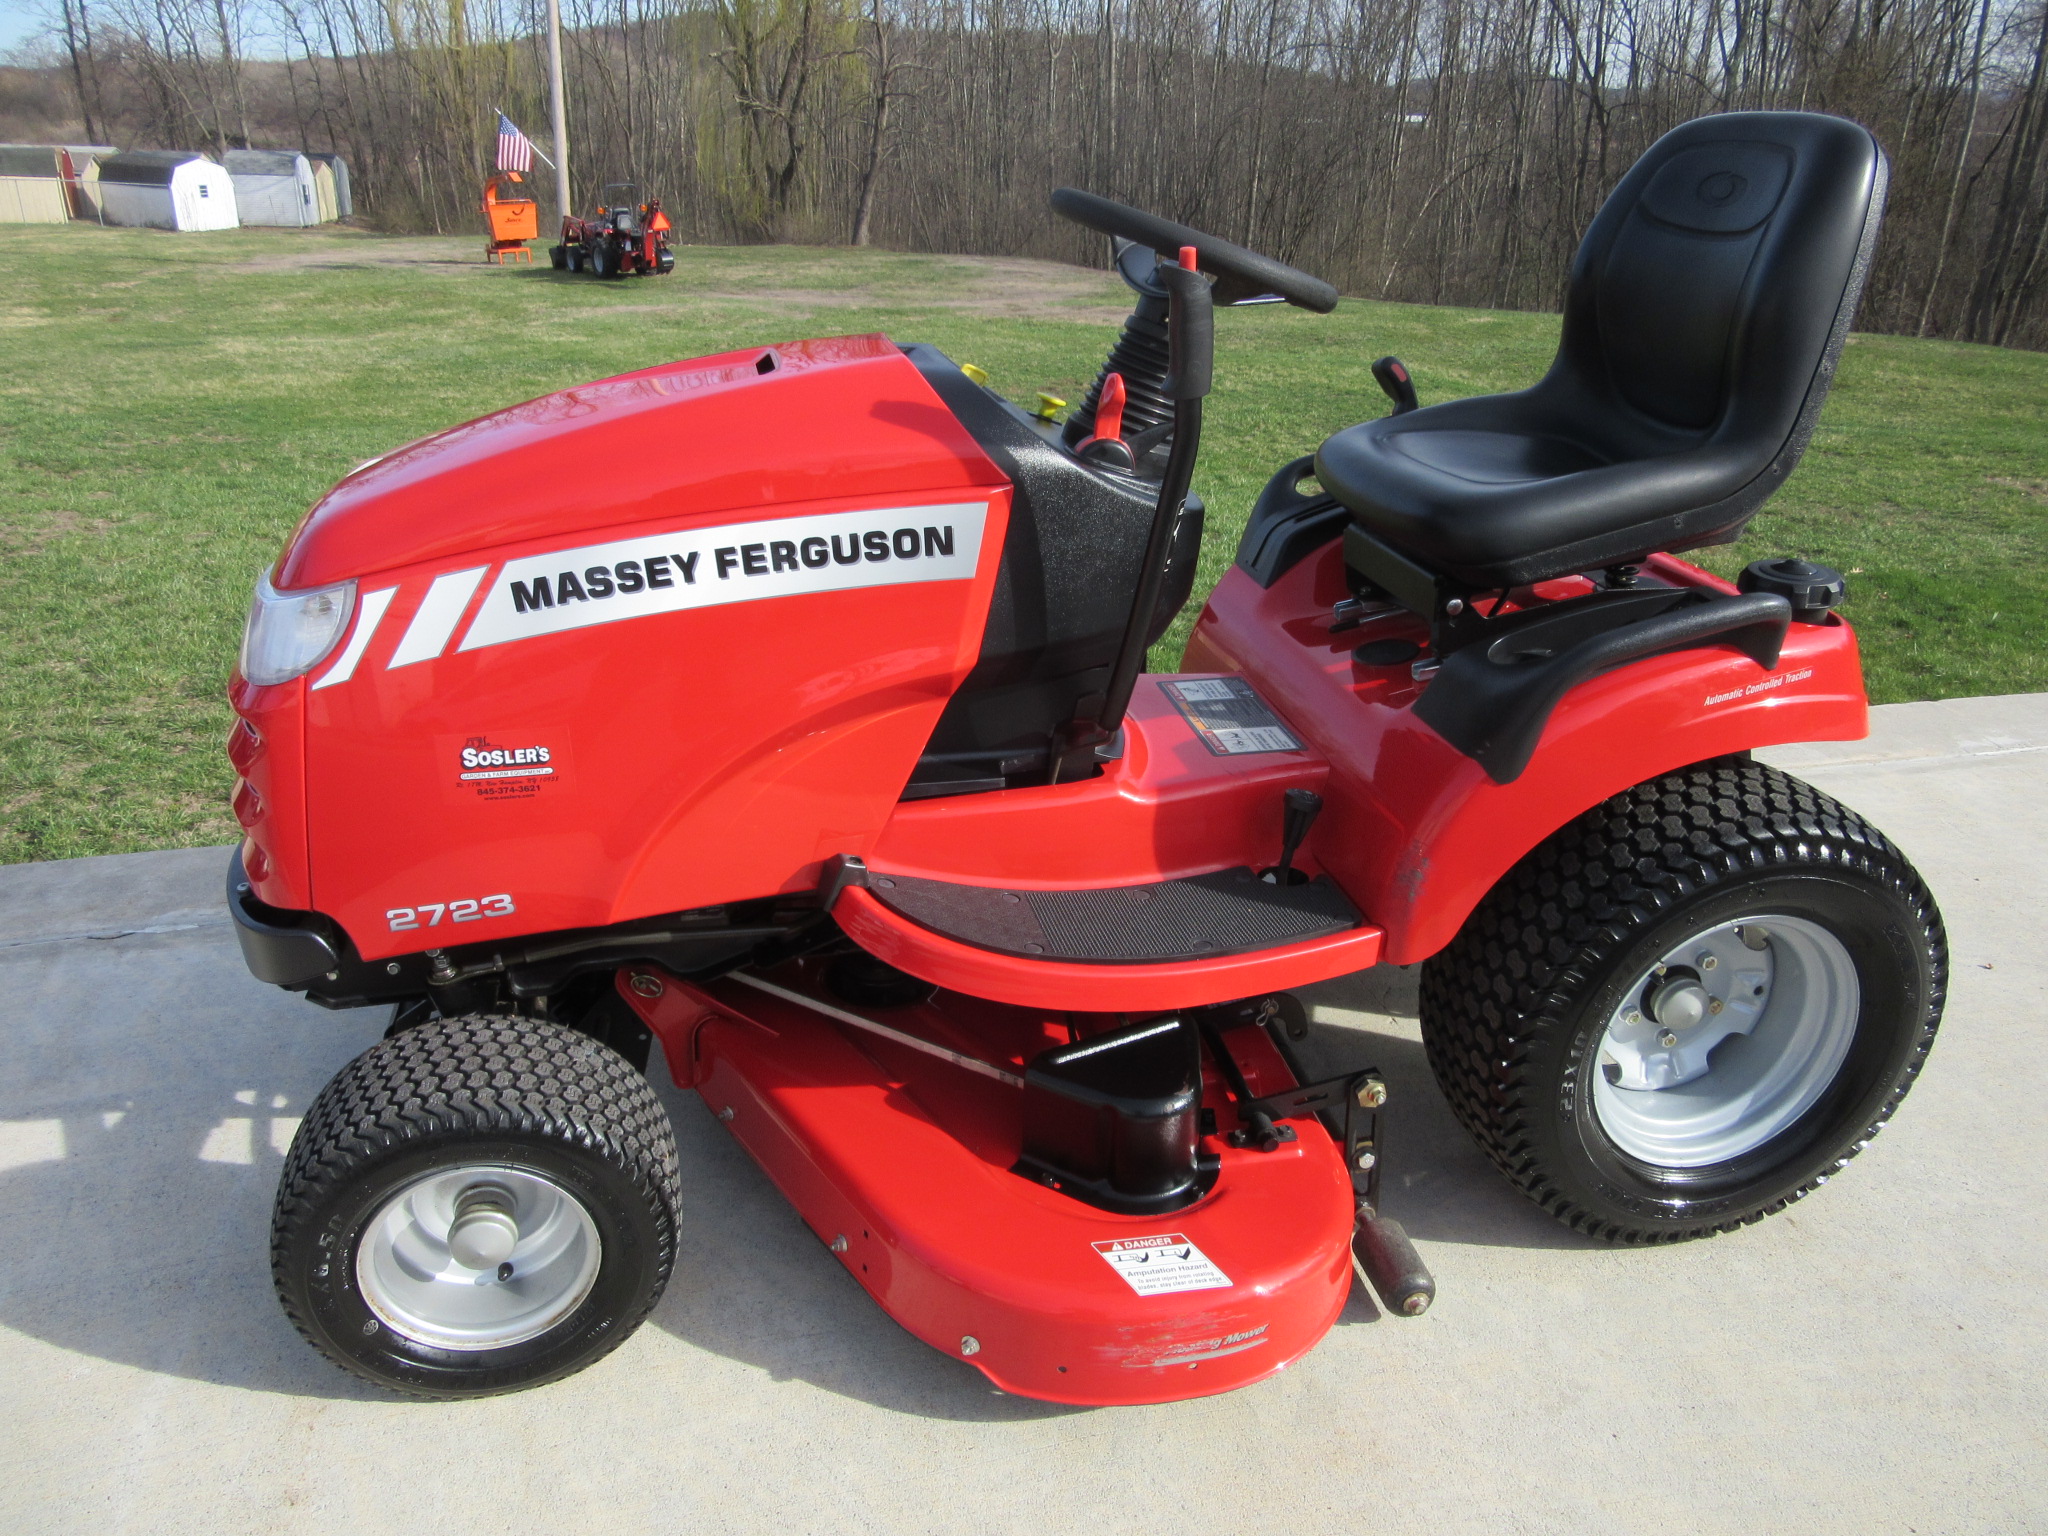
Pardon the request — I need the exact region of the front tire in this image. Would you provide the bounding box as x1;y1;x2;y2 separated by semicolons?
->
272;1015;681;1397
1420;758;1945;1242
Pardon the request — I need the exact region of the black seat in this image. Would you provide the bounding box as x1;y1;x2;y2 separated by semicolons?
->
1317;113;1887;590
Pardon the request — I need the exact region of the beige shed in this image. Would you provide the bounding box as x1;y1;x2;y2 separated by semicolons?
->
59;146;114;219
0;146;72;223
309;158;339;222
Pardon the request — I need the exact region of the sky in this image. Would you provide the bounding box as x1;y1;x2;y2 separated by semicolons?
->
1;2;46;59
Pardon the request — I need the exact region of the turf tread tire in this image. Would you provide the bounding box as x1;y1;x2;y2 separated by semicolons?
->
272;1014;682;1397
1418;756;1946;1244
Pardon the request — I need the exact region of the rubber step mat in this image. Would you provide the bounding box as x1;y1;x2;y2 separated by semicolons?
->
865;867;1360;963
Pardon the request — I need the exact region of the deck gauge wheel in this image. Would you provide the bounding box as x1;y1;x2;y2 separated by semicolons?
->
271;1015;681;1397
1420;758;1947;1242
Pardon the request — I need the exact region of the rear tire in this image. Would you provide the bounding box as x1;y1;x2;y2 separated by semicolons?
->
1419;758;1945;1242
271;1015;681;1397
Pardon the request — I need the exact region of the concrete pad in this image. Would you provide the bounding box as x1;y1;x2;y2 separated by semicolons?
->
1;698;2042;1535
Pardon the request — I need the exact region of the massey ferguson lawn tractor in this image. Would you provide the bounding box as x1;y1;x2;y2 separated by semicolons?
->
230;112;1946;1401
550;182;675;278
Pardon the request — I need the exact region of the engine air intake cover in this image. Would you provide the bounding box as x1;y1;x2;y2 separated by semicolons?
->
1016;1016;1207;1213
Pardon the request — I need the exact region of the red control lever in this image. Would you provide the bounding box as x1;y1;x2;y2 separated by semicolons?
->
1094;371;1127;443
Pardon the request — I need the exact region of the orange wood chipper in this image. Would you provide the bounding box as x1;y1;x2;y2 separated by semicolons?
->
483;171;539;263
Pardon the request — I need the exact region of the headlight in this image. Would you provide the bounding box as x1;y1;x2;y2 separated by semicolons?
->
239;571;355;686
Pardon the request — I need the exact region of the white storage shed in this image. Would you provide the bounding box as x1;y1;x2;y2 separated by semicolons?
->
224;149;319;226
97;151;239;231
0;146;72;223
307;152;353;217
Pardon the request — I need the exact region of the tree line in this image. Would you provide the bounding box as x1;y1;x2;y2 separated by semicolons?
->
13;0;2048;347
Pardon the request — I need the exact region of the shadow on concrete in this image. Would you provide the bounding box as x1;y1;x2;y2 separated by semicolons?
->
0;928;1585;1417
0;939;392;1402
1295;964;1598;1253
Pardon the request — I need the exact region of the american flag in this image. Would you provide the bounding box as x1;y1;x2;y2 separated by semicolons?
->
496;113;534;173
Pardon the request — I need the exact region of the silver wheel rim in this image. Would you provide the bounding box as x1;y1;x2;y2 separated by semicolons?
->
1591;915;1860;1168
356;1164;602;1351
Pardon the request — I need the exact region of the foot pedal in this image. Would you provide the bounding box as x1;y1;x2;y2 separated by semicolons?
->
1353;1208;1434;1316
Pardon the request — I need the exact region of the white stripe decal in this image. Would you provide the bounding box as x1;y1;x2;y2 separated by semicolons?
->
387;566;489;669
310;586;395;690
457;502;989;653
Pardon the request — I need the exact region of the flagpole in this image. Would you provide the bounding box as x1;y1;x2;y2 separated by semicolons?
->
545;0;571;226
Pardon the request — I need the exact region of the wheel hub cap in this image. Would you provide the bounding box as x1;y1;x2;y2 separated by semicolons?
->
1593;917;1860;1167
356;1165;602;1351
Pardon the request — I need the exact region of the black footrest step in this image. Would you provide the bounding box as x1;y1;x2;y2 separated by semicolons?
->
865;867;1360;963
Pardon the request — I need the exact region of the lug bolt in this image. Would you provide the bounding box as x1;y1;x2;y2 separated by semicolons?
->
1709;997;1724;1015
1626;1010;1645;1026
1658;1030;1679;1048
1700;954;1718;971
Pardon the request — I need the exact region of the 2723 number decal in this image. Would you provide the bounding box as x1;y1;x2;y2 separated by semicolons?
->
386;894;515;931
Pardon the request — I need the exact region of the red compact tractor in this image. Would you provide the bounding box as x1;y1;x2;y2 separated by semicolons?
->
231;113;1944;1401
550;182;674;278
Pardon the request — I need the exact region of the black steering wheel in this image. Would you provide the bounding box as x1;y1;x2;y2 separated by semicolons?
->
1051;188;1339;313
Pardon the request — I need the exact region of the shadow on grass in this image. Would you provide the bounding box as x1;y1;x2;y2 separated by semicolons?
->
0;925;1582;1420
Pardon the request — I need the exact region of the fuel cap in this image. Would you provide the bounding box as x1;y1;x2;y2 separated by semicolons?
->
1739;557;1847;623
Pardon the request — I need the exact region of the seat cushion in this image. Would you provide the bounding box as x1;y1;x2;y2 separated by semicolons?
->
1384;426;1608;484
1316;112;1886;592
1315;392;1759;589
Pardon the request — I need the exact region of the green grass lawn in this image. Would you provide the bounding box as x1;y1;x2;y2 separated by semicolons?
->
3;223;2045;863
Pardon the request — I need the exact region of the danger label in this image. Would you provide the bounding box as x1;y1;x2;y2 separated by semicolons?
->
1164;677;1303;755
1093;1233;1233;1296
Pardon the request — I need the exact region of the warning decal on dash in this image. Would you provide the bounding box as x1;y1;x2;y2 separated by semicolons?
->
1163;677;1303;756
1093;1233;1233;1297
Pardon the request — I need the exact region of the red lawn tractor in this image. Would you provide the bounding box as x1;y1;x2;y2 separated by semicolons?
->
230;112;1944;1402
551;182;674;278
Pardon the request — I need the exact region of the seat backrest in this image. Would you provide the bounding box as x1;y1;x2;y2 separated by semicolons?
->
1550;113;1886;482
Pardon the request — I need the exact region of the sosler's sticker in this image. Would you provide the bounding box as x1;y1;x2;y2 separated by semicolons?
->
445;733;568;804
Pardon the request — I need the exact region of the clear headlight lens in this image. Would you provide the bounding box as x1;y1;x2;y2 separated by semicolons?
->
239;571;355;686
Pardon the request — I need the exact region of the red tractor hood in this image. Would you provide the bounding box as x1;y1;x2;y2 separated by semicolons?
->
277;335;1006;589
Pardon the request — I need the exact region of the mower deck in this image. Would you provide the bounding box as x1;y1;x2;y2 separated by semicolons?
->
622;964;1356;1405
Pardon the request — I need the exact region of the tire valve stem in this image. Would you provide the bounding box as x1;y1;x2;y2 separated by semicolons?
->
497;1262;514;1282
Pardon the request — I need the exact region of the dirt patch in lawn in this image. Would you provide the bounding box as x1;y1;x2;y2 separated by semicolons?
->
225;237;1129;321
